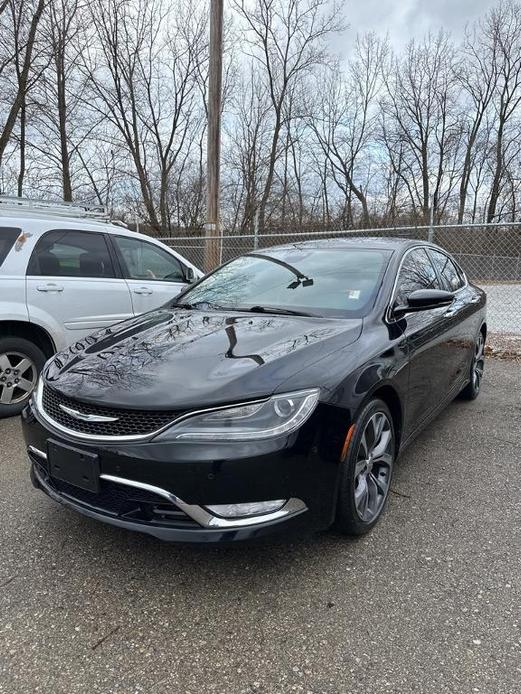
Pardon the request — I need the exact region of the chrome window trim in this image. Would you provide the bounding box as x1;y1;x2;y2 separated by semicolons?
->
386;244;468;324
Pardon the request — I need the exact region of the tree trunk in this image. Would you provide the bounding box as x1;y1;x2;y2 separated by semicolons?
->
487;118;505;223
17;97;26;197
0;0;46;164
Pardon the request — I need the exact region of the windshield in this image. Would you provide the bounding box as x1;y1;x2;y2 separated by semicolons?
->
179;247;390;318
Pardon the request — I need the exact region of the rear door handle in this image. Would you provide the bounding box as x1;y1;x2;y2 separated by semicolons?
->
470;296;480;303
444;308;457;317
37;283;64;292
133;287;153;295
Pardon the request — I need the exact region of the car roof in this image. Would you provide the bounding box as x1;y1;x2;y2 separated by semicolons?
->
260;235;429;253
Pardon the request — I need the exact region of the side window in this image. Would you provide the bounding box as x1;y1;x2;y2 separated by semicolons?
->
395;248;441;305
429;250;464;292
0;227;20;268
27;230;115;278
114;236;185;282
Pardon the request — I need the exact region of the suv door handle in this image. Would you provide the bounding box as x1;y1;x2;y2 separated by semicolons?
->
37;283;64;292
444;308;457;317
133;287;153;295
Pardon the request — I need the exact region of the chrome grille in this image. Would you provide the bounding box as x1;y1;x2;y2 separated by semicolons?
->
41;384;182;437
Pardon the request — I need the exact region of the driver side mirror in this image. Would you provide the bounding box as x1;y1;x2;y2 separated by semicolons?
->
393;288;454;316
184;266;196;283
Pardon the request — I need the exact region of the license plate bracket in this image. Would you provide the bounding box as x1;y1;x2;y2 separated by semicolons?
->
47;440;100;493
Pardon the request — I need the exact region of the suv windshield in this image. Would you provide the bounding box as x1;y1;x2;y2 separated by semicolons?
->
179;247;390;318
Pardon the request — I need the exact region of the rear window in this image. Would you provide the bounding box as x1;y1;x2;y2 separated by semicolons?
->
0;227;21;269
27;229;115;278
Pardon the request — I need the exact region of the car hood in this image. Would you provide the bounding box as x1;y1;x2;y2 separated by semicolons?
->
44;308;362;409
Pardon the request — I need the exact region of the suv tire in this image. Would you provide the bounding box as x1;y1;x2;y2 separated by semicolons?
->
0;337;45;418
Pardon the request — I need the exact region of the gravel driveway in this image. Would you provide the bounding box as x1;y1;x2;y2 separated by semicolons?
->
1;359;520;694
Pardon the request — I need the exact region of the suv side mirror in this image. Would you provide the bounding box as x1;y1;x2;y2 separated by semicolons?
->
394;289;454;316
184;266;196;283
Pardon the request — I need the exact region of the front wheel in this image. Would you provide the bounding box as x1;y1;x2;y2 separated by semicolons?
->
335;399;395;536
459;332;485;401
0;337;45;418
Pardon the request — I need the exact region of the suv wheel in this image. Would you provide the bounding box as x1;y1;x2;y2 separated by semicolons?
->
335;399;395;536
0;337;45;418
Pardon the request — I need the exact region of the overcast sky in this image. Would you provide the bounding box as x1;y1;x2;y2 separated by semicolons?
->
335;0;498;52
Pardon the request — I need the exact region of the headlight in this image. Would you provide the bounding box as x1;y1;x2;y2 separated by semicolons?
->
161;388;320;442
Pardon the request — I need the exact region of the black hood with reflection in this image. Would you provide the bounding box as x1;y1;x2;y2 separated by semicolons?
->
44;308;362;409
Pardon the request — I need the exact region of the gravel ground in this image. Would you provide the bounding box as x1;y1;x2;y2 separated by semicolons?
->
1;359;520;694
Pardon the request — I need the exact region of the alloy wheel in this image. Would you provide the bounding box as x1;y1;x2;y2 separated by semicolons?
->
354;411;394;522
0;352;37;405
473;334;485;391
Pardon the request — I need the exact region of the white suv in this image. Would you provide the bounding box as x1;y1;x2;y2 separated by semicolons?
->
0;197;202;417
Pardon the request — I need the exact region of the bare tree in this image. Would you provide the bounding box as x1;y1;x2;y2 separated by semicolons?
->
382;32;462;223
0;0;47;165
83;0;207;230
308;34;387;227
232;0;343;232
456;20;498;222
483;1;521;221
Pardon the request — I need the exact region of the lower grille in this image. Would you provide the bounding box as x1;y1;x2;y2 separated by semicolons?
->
41;384;182;438
34;461;196;527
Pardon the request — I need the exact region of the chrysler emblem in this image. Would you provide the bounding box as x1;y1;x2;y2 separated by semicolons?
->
59;404;119;423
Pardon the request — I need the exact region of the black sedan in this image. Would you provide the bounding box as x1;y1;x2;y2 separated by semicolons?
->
22;238;486;542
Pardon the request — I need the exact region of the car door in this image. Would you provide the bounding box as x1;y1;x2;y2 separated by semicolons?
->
26;229;134;348
391;247;457;439
111;235;190;315
427;248;479;384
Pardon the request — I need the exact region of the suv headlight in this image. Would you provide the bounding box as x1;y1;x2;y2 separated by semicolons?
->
158;388;320;442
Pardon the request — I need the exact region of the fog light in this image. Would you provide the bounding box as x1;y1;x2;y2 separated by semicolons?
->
205;500;287;518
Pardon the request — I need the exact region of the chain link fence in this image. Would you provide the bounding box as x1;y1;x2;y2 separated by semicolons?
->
155;222;521;338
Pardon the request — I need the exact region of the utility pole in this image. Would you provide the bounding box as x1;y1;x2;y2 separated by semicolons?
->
204;0;224;272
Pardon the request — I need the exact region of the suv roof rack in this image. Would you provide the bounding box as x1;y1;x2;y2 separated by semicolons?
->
0;195;110;221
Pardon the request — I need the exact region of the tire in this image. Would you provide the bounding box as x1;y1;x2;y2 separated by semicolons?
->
335;399;395;536
459;331;485;401
0;337;46;418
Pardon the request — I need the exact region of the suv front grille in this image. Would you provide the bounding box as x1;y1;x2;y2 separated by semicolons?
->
41;384;182;438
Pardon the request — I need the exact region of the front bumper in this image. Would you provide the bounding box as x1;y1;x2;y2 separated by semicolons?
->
22;403;342;543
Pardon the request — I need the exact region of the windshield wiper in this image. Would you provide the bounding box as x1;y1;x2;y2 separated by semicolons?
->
174;300;228;311
239;305;319;318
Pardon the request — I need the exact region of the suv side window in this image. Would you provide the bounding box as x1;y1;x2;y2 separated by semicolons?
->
27;230;115;278
395;248;441;305
0;227;21;268
429;250;464;292
113;236;185;282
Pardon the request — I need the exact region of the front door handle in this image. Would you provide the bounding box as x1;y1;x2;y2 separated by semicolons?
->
133;287;153;295
37;283;64;292
444;308;457;317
